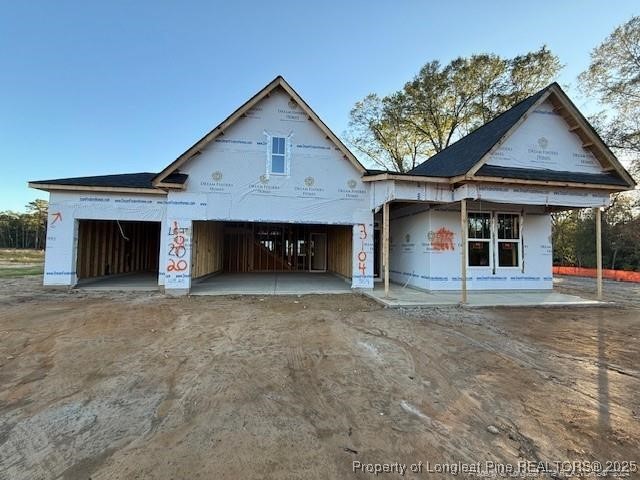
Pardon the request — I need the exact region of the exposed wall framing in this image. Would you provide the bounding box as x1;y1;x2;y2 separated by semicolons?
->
76;220;160;279
221;222;352;275
327;225;352;278
224;224;253;273
192;221;224;279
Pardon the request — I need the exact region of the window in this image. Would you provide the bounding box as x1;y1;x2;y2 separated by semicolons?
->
466;211;522;268
271;136;286;174
468;212;491;267
497;213;520;267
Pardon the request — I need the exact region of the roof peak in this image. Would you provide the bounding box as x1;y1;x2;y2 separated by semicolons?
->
407;81;634;188
409;83;556;176
152;76;364;185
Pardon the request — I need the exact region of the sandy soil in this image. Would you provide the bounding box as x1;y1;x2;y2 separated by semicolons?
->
554;275;640;308
1;276;639;479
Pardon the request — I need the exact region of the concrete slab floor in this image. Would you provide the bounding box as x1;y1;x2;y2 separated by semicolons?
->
363;282;603;308
190;272;352;296
76;272;159;291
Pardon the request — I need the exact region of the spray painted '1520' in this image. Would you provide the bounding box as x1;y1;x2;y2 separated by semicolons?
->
167;221;188;272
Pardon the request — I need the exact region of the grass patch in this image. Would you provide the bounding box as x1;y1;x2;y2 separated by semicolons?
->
0;265;44;278
0;249;45;264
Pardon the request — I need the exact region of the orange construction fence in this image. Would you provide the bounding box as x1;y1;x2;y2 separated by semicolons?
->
553;266;640;283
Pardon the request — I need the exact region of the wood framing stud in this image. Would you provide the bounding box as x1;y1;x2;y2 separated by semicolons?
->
383;202;390;298
595;207;603;299
460;199;468;304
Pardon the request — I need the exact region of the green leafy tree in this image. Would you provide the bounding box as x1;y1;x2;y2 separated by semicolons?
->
344;92;429;172
603;194;640;270
552;194;640;272
551;211;579;266
505;46;563;105
346;46;562;172
579;15;640;176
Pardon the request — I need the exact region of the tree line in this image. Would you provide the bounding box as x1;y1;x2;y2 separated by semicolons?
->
345;16;640;272
553;195;639;271
0;199;48;250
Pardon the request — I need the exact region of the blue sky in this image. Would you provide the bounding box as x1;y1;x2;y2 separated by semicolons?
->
1;1;637;211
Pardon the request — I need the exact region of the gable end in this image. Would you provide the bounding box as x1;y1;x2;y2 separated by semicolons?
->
153;76;365;186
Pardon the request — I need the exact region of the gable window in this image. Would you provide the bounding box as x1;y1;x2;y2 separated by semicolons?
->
497;213;520;267
468;212;491;267
271;136;286;174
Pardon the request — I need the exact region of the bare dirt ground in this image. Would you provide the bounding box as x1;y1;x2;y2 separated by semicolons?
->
1;276;639;479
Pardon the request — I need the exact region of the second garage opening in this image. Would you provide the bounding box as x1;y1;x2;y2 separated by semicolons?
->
191;221;353;293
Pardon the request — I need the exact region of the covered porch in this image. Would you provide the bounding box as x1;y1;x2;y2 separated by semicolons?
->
374;182;612;304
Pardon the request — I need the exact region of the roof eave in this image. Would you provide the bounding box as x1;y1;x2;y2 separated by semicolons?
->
361;173;450;183
362;173;631;191
28;182;168;195
463;175;631;191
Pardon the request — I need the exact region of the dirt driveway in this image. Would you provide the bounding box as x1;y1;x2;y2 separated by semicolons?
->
1;276;639;479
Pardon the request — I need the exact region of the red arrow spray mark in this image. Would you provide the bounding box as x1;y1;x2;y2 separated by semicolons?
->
51;212;62;225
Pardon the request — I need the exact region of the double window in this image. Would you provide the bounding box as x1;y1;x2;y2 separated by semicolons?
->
468;212;521;268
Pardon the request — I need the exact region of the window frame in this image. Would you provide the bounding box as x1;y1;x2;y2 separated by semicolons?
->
271;136;286;175
465;211;523;269
467;211;493;269
265;132;291;177
495;212;522;269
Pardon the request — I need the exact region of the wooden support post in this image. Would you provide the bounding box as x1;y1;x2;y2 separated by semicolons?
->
383;202;390;298
460;199;468;304
595;207;603;300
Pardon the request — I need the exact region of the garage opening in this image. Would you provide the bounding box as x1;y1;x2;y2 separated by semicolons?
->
76;220;160;285
191;221;353;294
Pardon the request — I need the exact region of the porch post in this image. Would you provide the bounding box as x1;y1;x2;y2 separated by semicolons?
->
460;199;468;304
595;207;603;299
383;202;390;298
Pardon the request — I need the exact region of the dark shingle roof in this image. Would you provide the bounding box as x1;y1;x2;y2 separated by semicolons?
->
30;172;188;189
363;169;389;176
476;165;629;187
408;86;551;177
